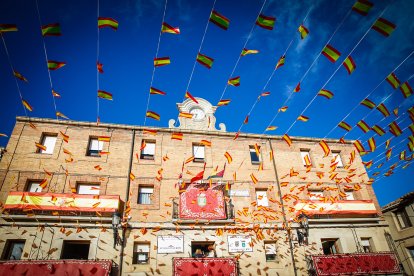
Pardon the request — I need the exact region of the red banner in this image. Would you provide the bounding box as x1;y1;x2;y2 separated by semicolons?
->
179;184;226;220
174;258;237;276
0;260;112;276
312;252;400;275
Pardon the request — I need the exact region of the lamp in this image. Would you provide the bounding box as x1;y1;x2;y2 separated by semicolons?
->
297;213;309;245
112;212;122;248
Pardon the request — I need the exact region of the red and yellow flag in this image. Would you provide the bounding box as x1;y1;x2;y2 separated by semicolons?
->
143;129;157;135
171;132;183;140
276;55;285;69
22;99;33;112
185;91;199;104
298;25;309;40
357;120;370;133
241;48;259;56
372;125;385;136
154;57;171;67
98;136;110;142
282;134;292;147
0;24;18;32
318;89;334;99
361;98;376;109
256;14;276;30
342;56;356;74
400;82;413;98
13;70;28;82
338;121;352;132
161;22;180;34
352;0;374;16
35;142;47;152
150;87;166;95
266;126;277;131
367;137;376;152
353;140;365;153
376;103;390;117
228;76;240;86
386;72;400;89
196;53;214;69
179;112;193;119
372;18;396;37
250;173;258;184
319;140;330;157
294;82;301;92
146;111;160;121
217;99;231;106
322;44;341;63
297;115;309;122
389;121;402;136
224;151;232;164
56;111;69;119
200;140;211;147
98;17;118;30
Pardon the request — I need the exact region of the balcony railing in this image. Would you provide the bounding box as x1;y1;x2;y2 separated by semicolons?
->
3;192;121;217
293;200;378;217
173;257;238;276
308;252;400;276
0;260;113;276
172;198;235;221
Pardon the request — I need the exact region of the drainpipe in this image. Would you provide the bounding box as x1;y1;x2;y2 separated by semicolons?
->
268;139;298;276
119;129;135;275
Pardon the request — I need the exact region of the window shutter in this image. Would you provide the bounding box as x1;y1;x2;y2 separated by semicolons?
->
194;145;205;159
42;136;57;154
143;142;155;155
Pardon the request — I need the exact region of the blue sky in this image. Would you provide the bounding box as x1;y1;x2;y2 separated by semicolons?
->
1;0;413;206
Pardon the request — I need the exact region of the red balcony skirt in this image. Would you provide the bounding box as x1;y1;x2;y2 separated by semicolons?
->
312;252;400;275
174;257;237;276
0;260;112;276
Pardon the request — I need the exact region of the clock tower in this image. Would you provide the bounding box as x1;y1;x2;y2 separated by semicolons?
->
168;97;226;131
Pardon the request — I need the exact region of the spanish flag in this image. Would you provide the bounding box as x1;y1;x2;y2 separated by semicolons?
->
228;76;240;86
376;103;390;117
361;98;376;109
56;111;69;119
357;120;370;133
98;17;118;30
143;129;157;135
243;115;249;124
13;70;28;82
279;106;288;112
389;121;402;136
352;0;374;16
200;140;211;147
171;132;183;140
338;121;352;132
185;91;199;104
224;151;232;164
150;87;166;95
52;90;61;97
297;115;309;122
256;14;276;30
35;142;47;152
294;82;301;92
98;90;113;100
22;99;33;112
217;99;231;106
372;125;385;136
386;72;400;89
154;57;171;67
386;148;392;161
146;111;160;121
266;126;277;131
318;89;334;99
342;56;356;74
367;137;376;152
322;44;341;63
98;136;111;142
282;134;292;147
261;92;270;96
353;140;365;153
47;60;66;70
241;48;259;56
209;10;230;30
0;24;18;32
161;22;180;34
97;62;104;73
179;112;193;119
298;25;309;40
276;55;285;69
319;140;330;157
250;173;258;184
60;131;69;143
400;82;413;98
41;23;61;36
196;53;214;69
372;18;396;37
185;156;195;164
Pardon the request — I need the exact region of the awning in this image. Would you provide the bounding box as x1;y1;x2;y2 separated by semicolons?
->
0;260;112;276
312;252;400;275
174;257;237;276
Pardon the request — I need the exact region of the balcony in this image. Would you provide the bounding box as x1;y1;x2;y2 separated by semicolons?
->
307;252;400;275
3;192;121;219
173;257;238;276
293;200;378;218
0;260;113;276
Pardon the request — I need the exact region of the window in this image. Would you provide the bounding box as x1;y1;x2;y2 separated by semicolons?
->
256;190;268;207
344;190;354;200
193;144;205;162
140;140;155;160
138;186;154;204
264;241;277;261
300;149;312;167
309;190;324;201
249;145;260;164
26;181;42;192
2;240;25;260
38;134;57;154
87;137;103;157
191;241;215;258
395;208;412;229
133;243;150;264
407;246;414;259
332;151;343;168
321;239;340;255
77;183;100;195
61;241;90;259
361;238;373;253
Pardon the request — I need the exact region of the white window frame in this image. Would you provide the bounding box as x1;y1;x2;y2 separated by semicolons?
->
264;241;277;261
309;191;324;200
138;186;154;205
344;191;354;200
256;190;269;207
39;134;57;154
141;140;155;160
88;138;103;156
193;144;205;162
26;181;42;193
133;243;150;264
332;151;344;168
300;150;311;167
77;183;100;195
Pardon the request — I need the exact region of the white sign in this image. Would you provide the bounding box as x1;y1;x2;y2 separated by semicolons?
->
228;235;253;252
157;235;184;254
229;190;250;197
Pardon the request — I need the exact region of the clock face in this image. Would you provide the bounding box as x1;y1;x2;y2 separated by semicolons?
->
189;108;205;120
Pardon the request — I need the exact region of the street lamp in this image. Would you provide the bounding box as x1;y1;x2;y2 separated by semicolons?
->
297;213;309;245
112;212;122;248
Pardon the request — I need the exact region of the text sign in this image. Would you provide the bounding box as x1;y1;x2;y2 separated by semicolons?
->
227;235;253;252
157;235;184;254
